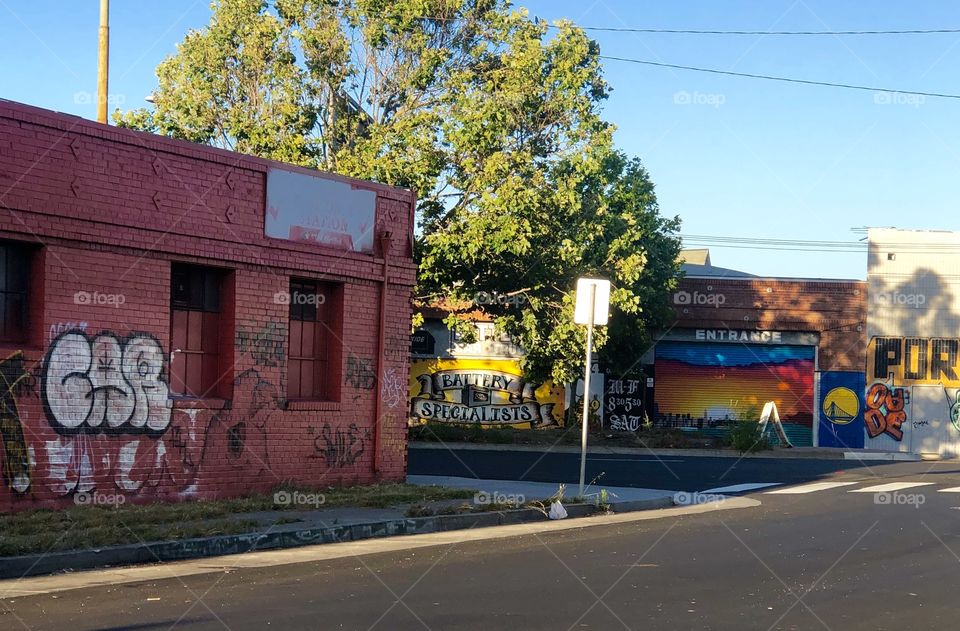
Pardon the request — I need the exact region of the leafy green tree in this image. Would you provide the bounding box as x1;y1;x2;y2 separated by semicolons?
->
115;0;683;384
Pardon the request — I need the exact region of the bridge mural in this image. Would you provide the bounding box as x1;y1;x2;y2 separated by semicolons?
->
818;371;865;449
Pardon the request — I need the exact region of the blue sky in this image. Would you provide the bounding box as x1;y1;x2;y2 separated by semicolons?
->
3;0;959;280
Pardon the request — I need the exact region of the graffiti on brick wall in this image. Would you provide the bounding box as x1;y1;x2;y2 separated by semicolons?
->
236;322;285;367
314;422;368;468
865;381;908;441
380;367;404;408
1;330;294;503
42;364;281;497
203;368;280;474
49;321;88;344
113;368;281;494
36;329;175;495
345;355;376;389
42;330;171;434
38;330;173;494
0;352;35;494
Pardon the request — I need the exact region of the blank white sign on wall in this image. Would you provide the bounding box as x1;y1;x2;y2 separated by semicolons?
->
265;167;376;253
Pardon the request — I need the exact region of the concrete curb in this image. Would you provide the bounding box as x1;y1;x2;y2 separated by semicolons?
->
410;441;851;459
0;500;671;580
843;451;922;461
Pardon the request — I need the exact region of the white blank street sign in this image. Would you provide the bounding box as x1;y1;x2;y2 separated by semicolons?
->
574;278;611;325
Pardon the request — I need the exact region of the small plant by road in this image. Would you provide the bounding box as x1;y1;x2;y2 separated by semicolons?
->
727;421;771;454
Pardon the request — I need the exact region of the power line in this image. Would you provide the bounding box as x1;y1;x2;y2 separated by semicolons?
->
600;56;960;99
683;243;864;253
682;235;865;252
682;234;960;253
547;24;960;36
683;235;864;247
363;14;960;98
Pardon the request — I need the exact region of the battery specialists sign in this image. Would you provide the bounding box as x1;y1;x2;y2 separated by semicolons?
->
410;369;558;426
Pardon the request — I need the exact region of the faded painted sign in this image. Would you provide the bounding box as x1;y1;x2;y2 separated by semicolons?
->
265;168;376;253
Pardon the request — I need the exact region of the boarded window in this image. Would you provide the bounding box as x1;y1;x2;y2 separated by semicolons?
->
170;264;224;396
288;279;339;400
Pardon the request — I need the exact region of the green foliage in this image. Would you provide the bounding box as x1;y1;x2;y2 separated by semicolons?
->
116;0;683;382
727;421;771;455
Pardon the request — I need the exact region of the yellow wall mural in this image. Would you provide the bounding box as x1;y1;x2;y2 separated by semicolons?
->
868;337;960;387
409;359;565;429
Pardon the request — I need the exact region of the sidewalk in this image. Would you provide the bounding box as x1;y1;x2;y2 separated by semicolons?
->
0;476;674;580
410;441;924;460
408;475;676;511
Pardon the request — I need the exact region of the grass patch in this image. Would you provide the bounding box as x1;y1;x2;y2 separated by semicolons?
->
0;510;259;557
316;482;475;508
0;483;476;557
409;422;516;444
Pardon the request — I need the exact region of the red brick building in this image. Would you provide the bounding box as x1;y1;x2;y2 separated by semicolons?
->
0;99;415;511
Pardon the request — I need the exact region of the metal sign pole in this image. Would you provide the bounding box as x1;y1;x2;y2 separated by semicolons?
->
578;283;596;498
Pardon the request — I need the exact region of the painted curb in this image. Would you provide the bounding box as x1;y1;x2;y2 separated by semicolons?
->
0;502;618;580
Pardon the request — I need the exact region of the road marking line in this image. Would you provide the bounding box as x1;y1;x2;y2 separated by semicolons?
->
700;483;781;494
849;482;935;493
937;486;960;493
765;482;859;494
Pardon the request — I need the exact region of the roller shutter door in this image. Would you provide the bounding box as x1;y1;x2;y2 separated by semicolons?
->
654;341;815;446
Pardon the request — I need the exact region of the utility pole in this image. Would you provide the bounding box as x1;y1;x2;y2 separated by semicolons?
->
97;0;109;124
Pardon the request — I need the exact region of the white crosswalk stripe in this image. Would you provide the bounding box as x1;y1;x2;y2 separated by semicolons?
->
849;482;935;493
698;480;960;497
765;482;859;494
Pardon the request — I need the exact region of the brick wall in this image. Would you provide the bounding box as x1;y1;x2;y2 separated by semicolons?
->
671;277;866;370
0;99;415;511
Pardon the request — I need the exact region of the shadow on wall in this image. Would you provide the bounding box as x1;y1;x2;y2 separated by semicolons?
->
867;267;960;456
671;277;866;372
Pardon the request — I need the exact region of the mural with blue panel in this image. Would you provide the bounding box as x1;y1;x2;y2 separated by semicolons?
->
818;371;865;449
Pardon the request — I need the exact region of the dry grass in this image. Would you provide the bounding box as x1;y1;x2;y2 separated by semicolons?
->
0;483;475;556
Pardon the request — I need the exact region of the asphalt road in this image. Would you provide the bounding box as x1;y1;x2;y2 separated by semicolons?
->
4;459;960;630
407;444;889;491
